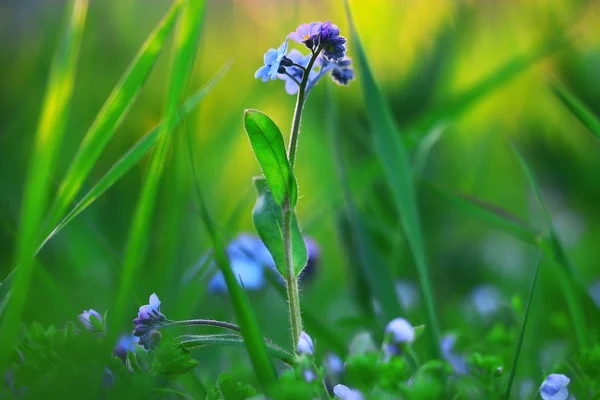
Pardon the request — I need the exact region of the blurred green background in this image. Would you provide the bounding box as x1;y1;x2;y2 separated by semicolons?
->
1;0;600;384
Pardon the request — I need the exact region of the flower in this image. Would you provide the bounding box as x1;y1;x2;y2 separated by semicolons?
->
329;58;354;85
133;293;166;350
302;369;317;383
297;331;314;355
540;374;570;400
277;49;312;95
318;21;347;61
333;384;363;400
113;334;138;361
205;233;320;293
255;39;289;82
440;334;467;374
395;280;419;310
383;317;415;356
289;22;322;49
78;309;103;332
324;352;344;375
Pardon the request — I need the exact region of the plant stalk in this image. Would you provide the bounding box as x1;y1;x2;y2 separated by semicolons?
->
164;319;241;332
283;48;321;349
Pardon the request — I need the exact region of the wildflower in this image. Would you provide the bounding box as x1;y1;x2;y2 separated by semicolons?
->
540;374;570;400
113;334;138;361
324;352;344;375
297;331;314;355
133;293;166;350
255;39;289;82
395;280;419;310
333;384;364;400
278;49;311;95
469;284;503;318
302;369;317;383
289;22;322;49
318;21;347;61
383;317;415;356
440;334;467;374
78;309;103;332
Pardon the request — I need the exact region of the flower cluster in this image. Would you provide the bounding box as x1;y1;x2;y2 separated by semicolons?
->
133;293;166;350
255;20;353;95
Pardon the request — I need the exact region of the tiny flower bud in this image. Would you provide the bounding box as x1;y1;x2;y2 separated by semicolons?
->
302;369;317;383
385;317;415;344
78;309;104;332
277;66;287;74
540;374;570;400
280;56;293;67
297;331;314;355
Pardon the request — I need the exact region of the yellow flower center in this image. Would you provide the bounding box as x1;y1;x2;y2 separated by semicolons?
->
303;34;311;40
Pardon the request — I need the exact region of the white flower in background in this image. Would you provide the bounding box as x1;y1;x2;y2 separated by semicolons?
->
540;374;570;400
333;384;363;400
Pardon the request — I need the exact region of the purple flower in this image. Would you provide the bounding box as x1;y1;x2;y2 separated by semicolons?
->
297;331;314;355
289;22;323;49
319;21;347;61
133;293;166;350
78;309;103;332
113;334;138;361
330;58;354;85
383;317;415;356
441;334;467;374
278;49;312;95
540;374;570;400
255;39;289;82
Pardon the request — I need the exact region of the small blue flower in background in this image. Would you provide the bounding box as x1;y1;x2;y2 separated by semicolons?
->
288;22;322;49
333;384;364;400
297;331;314;355
395;279;420;310
383;317;415;357
330;59;354;85
78;309;103;332
302;369;317;383
540;374;570;400
206;233;320;293
324;352;344;375
113;334;138;361
254;39;289;82
468;284;503;319
440;334;467;374
133;293;166;350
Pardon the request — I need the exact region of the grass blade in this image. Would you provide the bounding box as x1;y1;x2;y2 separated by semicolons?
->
550;79;600;140
184;108;277;390
424;181;541;245
110;0;206;340
44;1;182;233
178;334;294;365
504;249;543;400
325;82;402;326
37;63;230;251
0;0;88;369
344;0;441;358
510;141;588;348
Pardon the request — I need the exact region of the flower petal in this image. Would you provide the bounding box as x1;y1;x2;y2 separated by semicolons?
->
254;65;270;80
149;293;160;311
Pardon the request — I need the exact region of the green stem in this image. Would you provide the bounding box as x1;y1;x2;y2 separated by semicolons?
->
164;319;241;332
283;47;321;349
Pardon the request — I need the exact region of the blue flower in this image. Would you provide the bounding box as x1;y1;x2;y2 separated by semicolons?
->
302;369;317;383
113;334;138;361
133;293;166;350
289;22;323;49
318;21;347;61
333;384;363;400
328;57;354;85
395;279;419;310
277;49;312;95
78;309;103;332
440;334;467;374
255;39;289;82
324;352;344;375
383;317;415;356
540;374;570;400
297;331;314;355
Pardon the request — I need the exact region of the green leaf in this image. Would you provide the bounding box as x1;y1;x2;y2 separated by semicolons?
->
344;0;441;359
504;250;543;400
252;177;307;277
178;334;293;365
150;338;199;379
215;374;258;400
37;62;230;252
44;0;182;236
510;142;589;348
414;325;426;340
244;110;298;207
550;79;600;140
0;0;88;370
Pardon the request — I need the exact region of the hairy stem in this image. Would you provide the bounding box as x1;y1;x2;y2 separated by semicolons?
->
283;47;322;349
164;319;241;332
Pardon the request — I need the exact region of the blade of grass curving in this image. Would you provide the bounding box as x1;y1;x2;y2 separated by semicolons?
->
504;249;543;400
184;109;277;389
510;141;588;348
325;82;402;327
411;35;568;139
36;63;229;252
413;125;446;183
0;0;88;369
44;1;182;235
110;0;206;342
424;181;541;245
178;334;293;365
344;0;441;358
550;79;600;140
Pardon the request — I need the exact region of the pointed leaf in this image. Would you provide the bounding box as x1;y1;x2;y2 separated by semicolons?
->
252;177;307;277
550;79;600;140
244;110;298;207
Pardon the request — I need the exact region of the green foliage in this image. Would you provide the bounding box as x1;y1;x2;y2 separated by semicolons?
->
207;374;258;400
150;337;199;379
252;178;307;277
550;79;600;140
243;110;298;207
